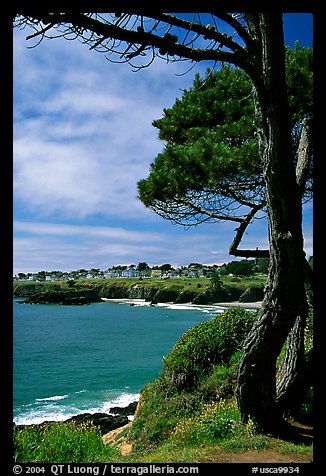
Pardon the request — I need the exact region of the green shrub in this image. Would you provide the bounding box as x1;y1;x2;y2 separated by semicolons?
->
131;308;256;448
171;400;240;445
13;422;118;463
230;277;241;282
297;385;313;423
199;364;237;401
159;308;255;392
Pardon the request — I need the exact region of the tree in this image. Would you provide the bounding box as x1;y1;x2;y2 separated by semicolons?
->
138;64;265;231
138;47;312;246
160;263;173;271
255;257;270;274
208;269;224;294
14;12;313;433
36;271;46;281
136;262;150;271
223;260;256;277
138;46;312;424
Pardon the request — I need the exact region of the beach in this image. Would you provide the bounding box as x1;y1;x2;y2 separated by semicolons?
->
212;301;262;310
101;297;262;311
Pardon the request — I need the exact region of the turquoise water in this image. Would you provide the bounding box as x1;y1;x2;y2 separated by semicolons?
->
14;299;223;425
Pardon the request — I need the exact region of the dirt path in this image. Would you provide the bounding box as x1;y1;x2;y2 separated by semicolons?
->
197;448;313;463
103;421;313;463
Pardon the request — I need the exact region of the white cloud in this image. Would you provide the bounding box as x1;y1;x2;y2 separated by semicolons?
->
13;216;274;275
14;221;164;242
13;23;313;274
13;219;239;274
13;26;201;222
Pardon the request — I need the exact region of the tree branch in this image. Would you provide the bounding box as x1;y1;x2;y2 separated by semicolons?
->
177;197;243;223
212;13;257;50
229;203;269;258
17;13;256;74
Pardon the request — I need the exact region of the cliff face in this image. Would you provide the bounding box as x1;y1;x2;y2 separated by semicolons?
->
22;289;103;305
14;279;264;305
99;284;159;301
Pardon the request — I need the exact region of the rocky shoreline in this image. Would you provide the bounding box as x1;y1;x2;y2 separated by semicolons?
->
13;401;138;435
16;282;264;306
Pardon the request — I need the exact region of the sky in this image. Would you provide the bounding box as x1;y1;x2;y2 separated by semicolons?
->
13;13;313;275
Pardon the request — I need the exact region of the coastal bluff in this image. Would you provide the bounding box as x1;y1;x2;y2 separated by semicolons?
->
14;401;138;435
13;277;264;305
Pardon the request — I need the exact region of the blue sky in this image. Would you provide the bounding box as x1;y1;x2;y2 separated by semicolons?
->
13;13;313;274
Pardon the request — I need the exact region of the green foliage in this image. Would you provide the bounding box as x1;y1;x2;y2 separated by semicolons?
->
255;257;270;274
159;308;255;392
153;65;254;145
13;422;118;463
137;64;260;214
137;46;312;226
208;269;224;293
297;386;313;422
131;308;256;448
171;400;240;445
219;259;256;276
285;43;313;123
199;364;237;401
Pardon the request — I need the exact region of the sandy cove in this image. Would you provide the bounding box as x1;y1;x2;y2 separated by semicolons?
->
101;297;262;311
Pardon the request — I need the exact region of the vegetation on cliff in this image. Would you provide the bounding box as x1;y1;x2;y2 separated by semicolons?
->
13;275;266;305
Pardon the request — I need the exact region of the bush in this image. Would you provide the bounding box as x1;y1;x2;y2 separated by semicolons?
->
199;364;237;401
159;308;255;392
13;422;118;463
131;308;256;448
171;400;240;445
239;285;264;302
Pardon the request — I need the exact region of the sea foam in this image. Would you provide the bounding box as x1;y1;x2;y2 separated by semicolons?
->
36;394;69;402
14;391;140;426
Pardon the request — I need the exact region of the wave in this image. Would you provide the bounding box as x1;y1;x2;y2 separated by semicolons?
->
14;390;140;426
99;392;140;413
155;302;225;314
36;394;69;402
104;298;226;314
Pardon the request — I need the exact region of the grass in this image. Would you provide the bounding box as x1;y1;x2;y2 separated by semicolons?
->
13;421;119;463
98;399;313;463
14;402;312;464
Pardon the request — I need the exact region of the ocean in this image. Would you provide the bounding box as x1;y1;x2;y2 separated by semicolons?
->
13;298;225;425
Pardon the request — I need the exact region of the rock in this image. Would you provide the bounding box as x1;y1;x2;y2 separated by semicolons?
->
102;422;133;455
101;285;130;299
151;288;179;304
64;412;129;435
192;291;215;304
239;286;264;302
109;401;138;416
13;412;129;436
23;290;102;305
173;290;196;304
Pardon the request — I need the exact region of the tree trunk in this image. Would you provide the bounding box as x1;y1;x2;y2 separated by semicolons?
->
274;117;313;416
236;14;307;432
276;313;306;415
276;261;312;416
